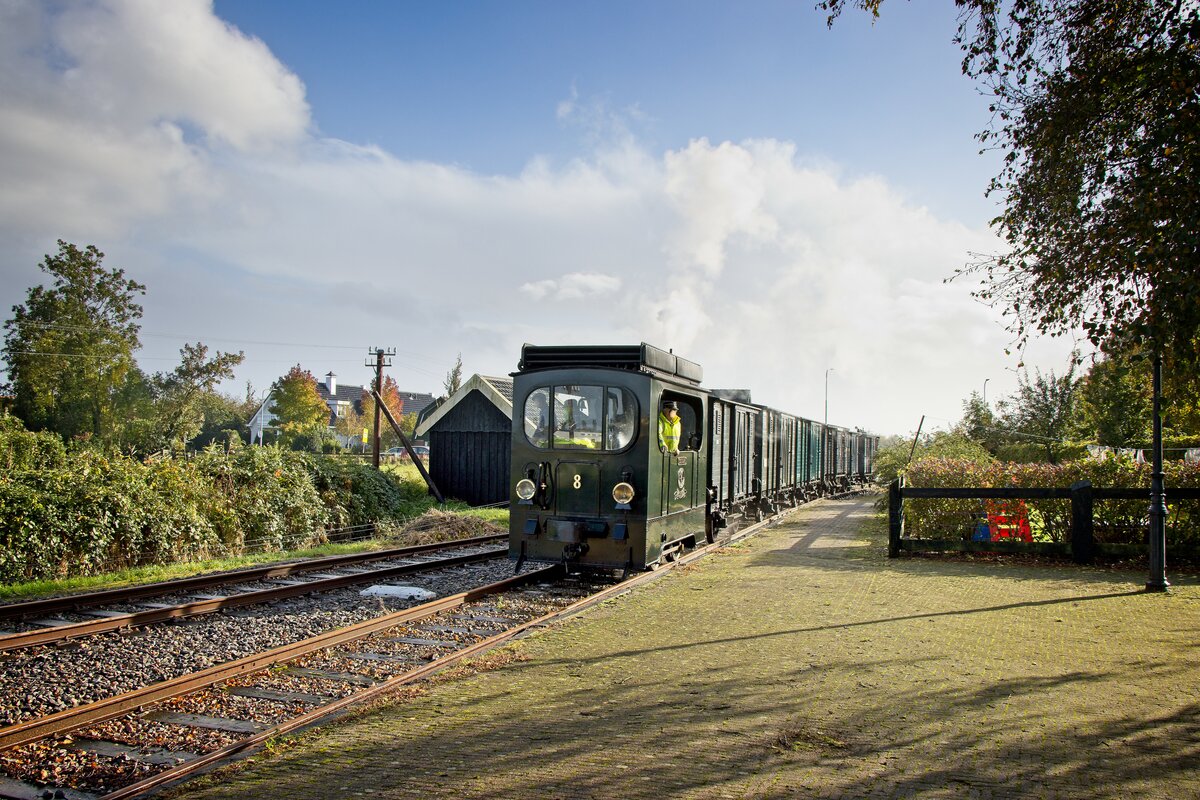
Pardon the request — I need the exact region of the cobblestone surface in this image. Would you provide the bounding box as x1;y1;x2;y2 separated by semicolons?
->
169;495;1200;799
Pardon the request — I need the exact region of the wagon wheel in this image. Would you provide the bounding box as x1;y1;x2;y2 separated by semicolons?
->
754;506;764;523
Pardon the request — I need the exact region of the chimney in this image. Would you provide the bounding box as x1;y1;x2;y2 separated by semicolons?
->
325;372;337;397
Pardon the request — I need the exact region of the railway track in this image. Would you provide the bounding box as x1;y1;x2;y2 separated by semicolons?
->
0;535;506;653
0;565;605;799
0;496;856;799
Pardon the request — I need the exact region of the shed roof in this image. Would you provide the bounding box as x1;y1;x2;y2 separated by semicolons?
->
415;374;514;436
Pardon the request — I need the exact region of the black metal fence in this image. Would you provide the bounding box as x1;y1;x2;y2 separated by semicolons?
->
887;479;1200;563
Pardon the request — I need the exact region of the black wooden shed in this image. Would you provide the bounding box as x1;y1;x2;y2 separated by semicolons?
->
414;374;513;506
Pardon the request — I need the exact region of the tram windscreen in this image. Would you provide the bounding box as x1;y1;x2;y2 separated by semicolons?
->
523;385;637;452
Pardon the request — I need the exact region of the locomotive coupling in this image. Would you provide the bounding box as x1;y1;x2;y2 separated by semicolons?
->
562;542;590;563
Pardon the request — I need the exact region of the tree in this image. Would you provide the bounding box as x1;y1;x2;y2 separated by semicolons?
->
2;241;145;441
1078;348;1152;446
995;362;1082;464
398;410;418;438
822;0;1200;367
146;343;245;451
269;365;330;446
443;352;464;397
333;404;367;449
874;430;995;484
956;391;1005;454
1162;336;1200;436
1074;337;1200;445
191;390;257;449
360;374;405;446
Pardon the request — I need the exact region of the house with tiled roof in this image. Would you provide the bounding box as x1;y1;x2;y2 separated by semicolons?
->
248;372;436;446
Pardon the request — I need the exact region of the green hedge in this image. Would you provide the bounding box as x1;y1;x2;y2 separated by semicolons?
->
902;456;1200;547
0;416;428;583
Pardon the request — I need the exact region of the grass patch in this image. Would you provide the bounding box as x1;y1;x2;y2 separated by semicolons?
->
773;726;849;752
0;541;388;602
381;461;509;526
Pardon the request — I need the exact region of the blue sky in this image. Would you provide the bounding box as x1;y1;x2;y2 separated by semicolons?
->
214;1;995;220
0;1;1078;435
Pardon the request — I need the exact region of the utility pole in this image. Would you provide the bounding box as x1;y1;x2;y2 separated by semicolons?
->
907;415;926;465
366;347;395;469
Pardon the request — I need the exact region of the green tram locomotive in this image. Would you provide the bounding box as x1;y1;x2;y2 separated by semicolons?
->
509;343;876;572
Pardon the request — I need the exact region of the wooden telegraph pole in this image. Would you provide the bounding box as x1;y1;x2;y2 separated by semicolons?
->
367;347;394;469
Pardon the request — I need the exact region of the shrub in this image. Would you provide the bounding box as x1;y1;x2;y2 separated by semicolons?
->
875;432;994;484
0;417;420;584
901;455;1200;548
306;456;416;528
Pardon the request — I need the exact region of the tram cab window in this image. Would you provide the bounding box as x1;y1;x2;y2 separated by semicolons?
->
605;387;637;450
523;385;638;452
661;394;703;451
553;385;603;449
524;388;550;448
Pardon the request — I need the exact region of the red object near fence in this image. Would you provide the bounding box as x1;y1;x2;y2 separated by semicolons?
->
985;501;1033;542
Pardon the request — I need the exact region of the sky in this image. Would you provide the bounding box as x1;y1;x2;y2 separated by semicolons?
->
0;0;1083;436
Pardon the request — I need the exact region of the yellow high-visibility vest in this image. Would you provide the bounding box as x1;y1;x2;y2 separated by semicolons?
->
658;412;681;452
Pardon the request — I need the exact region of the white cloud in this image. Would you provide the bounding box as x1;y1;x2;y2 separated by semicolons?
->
663;138;782;276
0;0;308;239
0;0;1081;434
521;273;622;301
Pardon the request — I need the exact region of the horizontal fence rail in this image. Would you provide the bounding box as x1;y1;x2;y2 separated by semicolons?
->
888;480;1200;562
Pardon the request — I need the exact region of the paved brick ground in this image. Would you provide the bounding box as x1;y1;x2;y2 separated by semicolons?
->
172;496;1200;799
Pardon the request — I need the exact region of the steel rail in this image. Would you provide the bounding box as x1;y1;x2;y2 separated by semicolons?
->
5;494;849;797
0;546;507;653
101;568;597;799
0;565;562;755
98;503;818;799
0;534;505;621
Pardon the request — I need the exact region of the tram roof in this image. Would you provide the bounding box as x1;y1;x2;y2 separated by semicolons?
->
516;342;703;386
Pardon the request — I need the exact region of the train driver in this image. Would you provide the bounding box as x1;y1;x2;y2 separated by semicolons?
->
658;400;681;454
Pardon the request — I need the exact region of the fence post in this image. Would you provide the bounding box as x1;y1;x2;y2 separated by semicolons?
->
888;478;902;558
1070;480;1094;564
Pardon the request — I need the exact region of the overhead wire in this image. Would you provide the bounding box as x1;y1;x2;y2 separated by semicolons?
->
7;320;447;366
2;321;446;378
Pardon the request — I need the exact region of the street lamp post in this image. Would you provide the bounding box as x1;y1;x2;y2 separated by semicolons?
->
983;378;990;406
1147;355;1170;591
824;368;834;428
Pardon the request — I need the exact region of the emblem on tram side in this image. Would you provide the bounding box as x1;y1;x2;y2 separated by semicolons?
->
674;465;687;500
